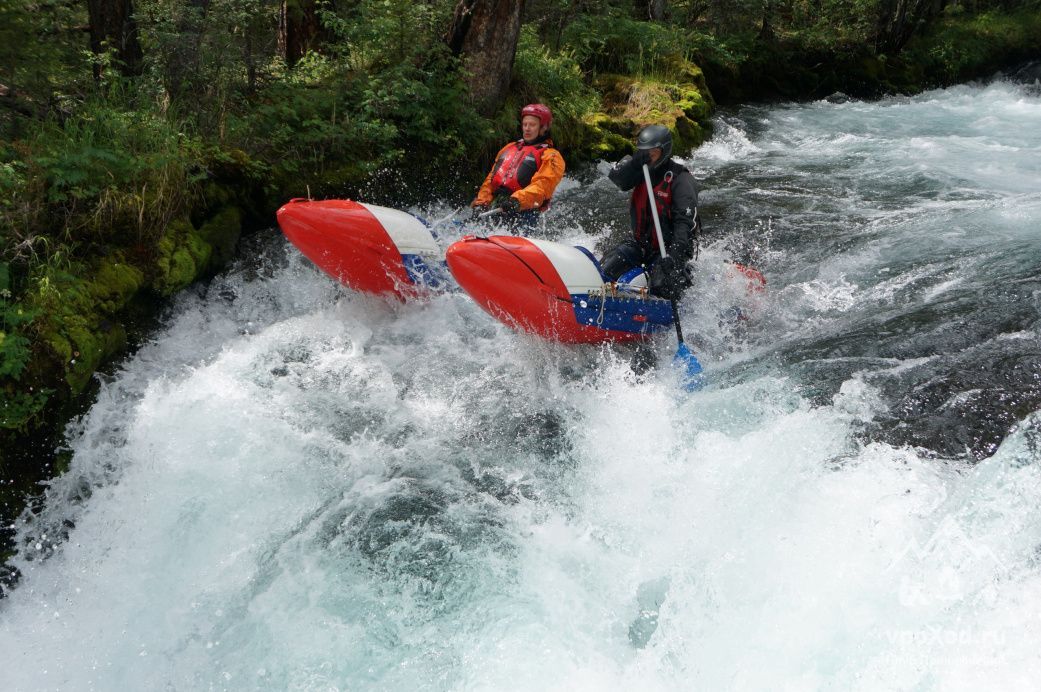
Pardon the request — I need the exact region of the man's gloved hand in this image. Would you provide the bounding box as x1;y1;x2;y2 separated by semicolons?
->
649;255;681;300
499;196;521;214
614;154;634;170
470;202;489;220
632;148;651;167
608;154;642;191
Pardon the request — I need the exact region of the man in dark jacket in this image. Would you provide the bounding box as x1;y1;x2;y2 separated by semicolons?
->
601;124;700;299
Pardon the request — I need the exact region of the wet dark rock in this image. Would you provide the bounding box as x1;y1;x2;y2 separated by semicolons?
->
1009;60;1041;84
873;354;1041;461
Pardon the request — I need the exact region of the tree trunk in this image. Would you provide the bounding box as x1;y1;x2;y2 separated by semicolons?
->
876;0;952;53
447;0;525;116
758;0;775;42
85;0;144;77
279;0;324;67
647;0;667;21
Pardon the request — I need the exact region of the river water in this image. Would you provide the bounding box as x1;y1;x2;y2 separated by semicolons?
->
2;78;1040;690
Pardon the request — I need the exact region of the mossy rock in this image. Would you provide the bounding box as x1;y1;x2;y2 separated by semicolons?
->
152;218;214;296
63;320;126;393
41;329;72;367
575;75;713;160
660;55;715;105
28;260;135;395
585;111;635;139
597;73;712;121
195;182;235;225
196;206;242;269
88;255;145;314
673;83;712;124
674;115;709;154
565;113;634;161
859;54;886;82
595;73;639;107
207;147;265;182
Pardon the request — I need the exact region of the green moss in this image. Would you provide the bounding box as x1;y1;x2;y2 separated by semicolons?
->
27;254;142;394
187;230;213;272
567;74;714;162
197;206;242;268
674;83;712;124
0;384;51;430
88;256;145;314
41;329;72;365
161;245;197;295
153;219;212;296
11;205;247;413
38;308;126;395
674;116;708;153
666;56;707;101
51;448;73;476
32;284;96;394
64;323;101;393
199;182;233;220
554;113;628;163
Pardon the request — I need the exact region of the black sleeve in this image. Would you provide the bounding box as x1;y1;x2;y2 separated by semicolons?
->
667;170;699;262
607;155;643;192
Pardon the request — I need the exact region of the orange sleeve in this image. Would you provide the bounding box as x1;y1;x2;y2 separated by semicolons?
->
472;143;512;207
512;147;565;211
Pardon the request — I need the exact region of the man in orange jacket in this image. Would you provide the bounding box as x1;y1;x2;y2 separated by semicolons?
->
471;103;566;232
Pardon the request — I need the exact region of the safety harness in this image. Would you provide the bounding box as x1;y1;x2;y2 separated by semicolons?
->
491;140;550;208
632;166;702;260
632;169;675;254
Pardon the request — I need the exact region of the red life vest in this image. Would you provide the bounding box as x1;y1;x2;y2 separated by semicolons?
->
631;170;675;253
491;140;548;196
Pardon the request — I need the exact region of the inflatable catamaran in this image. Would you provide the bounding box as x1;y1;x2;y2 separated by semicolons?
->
277;198;679;343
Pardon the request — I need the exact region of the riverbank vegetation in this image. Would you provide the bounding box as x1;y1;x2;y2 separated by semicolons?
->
2;0;1040;589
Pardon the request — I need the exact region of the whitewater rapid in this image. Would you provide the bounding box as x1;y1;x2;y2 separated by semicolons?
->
2;79;1040;690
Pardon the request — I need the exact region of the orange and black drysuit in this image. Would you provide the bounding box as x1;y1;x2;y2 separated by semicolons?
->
473;135;566;214
601;154;700;299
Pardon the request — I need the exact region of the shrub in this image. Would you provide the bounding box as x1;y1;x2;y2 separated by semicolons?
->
562;15;691;77
514;27;600;116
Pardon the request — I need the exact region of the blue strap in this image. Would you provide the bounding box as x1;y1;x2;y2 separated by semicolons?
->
573;245;608;281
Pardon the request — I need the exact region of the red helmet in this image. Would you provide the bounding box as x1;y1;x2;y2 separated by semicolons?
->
520;103;552;129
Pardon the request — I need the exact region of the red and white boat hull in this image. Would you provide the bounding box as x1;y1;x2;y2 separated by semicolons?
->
276;198;447;300
446;236;673;344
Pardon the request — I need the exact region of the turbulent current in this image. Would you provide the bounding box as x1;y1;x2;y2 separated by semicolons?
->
2;79;1041;690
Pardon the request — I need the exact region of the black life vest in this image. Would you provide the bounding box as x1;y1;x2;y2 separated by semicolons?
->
631;169;676;254
491;140;548;195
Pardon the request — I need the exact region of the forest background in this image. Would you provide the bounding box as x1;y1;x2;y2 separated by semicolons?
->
2;0;1041;586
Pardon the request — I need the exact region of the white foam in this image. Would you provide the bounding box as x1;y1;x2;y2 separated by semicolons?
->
3;81;1041;691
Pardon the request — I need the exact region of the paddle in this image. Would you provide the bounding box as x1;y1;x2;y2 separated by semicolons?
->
642;163;704;391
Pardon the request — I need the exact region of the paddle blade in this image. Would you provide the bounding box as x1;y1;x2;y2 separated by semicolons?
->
674;342;705;391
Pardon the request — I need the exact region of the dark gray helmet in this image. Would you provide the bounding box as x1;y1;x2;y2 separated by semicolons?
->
636;124;673;167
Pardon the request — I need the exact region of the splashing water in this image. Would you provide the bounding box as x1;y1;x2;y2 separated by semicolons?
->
2;79;1040;690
